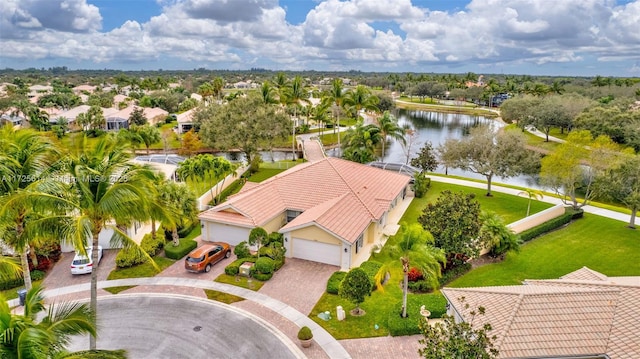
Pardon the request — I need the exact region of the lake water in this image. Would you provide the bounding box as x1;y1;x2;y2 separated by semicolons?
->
381;109;543;190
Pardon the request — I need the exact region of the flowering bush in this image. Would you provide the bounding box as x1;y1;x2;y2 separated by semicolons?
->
407;267;424;282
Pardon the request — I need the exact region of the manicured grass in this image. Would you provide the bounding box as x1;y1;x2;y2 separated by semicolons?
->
204;289;245;304
520;127;561;152
260;160;303;170
103;286;136;295
403;181;553;225
107;256;175;281
449;213;640;287
247;168;286;182
1;280;43;300
214;274;265;291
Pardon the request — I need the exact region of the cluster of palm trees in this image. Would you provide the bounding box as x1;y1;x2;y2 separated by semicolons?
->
0;124;195;352
254;73;407;162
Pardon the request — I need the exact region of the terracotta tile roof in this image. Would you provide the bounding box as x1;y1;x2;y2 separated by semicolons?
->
442;268;640;359
198;157;410;243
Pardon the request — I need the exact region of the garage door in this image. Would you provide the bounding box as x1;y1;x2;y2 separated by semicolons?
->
292;238;341;266
206;223;251;246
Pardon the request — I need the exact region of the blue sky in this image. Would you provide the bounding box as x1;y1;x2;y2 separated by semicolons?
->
1;0;639;76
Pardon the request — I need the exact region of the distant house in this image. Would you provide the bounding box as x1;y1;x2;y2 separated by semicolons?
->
199;157;411;270
175;109;196;134
0;114;24;128
50;105;91;125
441;267;640;359
72;84;96;94
105;106;168;130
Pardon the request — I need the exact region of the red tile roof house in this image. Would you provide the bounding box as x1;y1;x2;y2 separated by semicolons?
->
105;106;169;131
198;157;412;270
441;267;640;359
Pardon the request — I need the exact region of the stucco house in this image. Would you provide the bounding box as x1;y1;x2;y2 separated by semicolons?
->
199;157;411;270
175;108;196;134
105;106;169;130
441;267;640;359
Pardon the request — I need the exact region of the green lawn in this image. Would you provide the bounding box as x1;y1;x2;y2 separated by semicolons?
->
214;274;265;291
247;168;286;182
107;256;175;281
204;289;245;304
449;213;640;287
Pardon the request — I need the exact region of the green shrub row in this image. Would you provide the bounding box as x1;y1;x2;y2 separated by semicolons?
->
387;295;448;336
359;260;382;291
518;209;577;243
0;270;45;291
438;262;472;286
224;257;257;276
140;234;164;257
253;272;273;281
115;247;147;268
407;280;435;293
327;271;347;294
234;241;252;259
164;238;198;260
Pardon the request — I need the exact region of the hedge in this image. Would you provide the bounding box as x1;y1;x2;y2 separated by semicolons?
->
225;257;257;276
164;238;198;260
0;270;45;291
438;262;472;287
518;208;581;243
359;260;382;291
140;234;164;257
387;294;448;336
327;271;347;294
253;272;273;281
255;257;275;274
115;247;147;268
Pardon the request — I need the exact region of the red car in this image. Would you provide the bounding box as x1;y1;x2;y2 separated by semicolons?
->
185;242;231;273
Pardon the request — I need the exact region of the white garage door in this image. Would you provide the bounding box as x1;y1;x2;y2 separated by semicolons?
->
206;223;251;246
292;238;341;266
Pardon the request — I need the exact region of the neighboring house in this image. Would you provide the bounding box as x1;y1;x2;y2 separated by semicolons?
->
199;157;411;270
441;267;640;359
28;84;52;98
50;104;91;125
72;84;96;94
0;114;24;128
176;108;196;134
105;106;169;130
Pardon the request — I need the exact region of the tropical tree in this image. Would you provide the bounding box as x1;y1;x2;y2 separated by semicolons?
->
418;300;499;359
128;107;147;126
51;135;162;350
0;284;97;359
76;106;105;132
338;267;371;316
260;82;278;105
517;188;544;217
418;190;483;265
157;181;198;246
478;211;521;257
597;155;640;228
341;122;381;163
375;111;406;159
248;227;268;258
373;223;445;318
411;142;438;172
326;78;346;149
438;125;539;196
343;85;379;121
0;125;59;290
133;124;161;155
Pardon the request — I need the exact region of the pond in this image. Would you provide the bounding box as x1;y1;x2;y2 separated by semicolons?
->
381;109;543;190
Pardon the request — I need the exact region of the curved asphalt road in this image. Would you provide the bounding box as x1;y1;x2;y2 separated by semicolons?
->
66;294;304;359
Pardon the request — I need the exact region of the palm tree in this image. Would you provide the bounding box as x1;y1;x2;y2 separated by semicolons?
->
373;223;445;318
0;284;96;359
0;125;59;290
517;188;544;216
158;181;198;246
341;122;382;164
287;76;311;160
260;82;278;105
478;211;521;257
326;78;345;150
375;111;406;159
52;135;160;350
343;85;379;122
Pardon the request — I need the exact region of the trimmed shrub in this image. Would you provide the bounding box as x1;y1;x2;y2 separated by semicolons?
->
359;260;382;290
252;272;273;281
407;280;435;293
234;241;252;259
518;210;575;243
140;234;164;257
438;262;472;286
177;222;196;238
274;258;285;271
388;295;448;336
115;247;147;268
407;267;423;282
413;173;431;198
255;257;275;274
263;232;284;247
164;238;197;260
30;270;45;281
327;271;347;294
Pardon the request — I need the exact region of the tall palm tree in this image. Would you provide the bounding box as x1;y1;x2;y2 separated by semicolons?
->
260;82;278;105
0;125;59;290
287;76;311;160
343;85;379;122
373;223;445;318
341;122;382;164
51;135;160;350
327;78;345;150
517;188;544;217
375;111;406;159
0;284;96;359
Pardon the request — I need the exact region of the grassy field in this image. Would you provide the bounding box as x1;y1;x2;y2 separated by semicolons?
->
449;213;640;287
